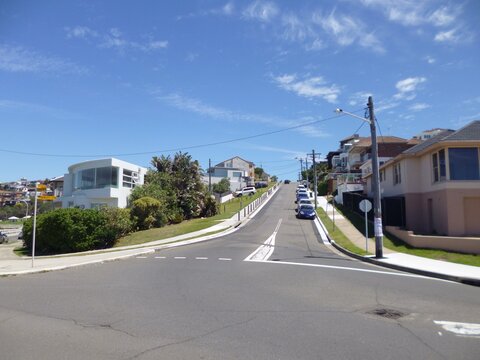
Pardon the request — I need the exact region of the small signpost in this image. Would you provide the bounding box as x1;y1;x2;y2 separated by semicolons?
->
359;199;372;252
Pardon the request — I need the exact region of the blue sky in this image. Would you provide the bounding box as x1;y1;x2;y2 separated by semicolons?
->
1;0;479;182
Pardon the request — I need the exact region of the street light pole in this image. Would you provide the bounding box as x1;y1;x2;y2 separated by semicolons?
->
335;96;384;258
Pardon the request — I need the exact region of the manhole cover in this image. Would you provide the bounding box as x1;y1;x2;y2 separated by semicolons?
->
367;308;406;320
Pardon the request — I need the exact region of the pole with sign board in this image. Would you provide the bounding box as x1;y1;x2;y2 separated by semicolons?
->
359;199;372;252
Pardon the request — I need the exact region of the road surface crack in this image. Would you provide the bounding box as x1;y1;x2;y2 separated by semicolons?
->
126;316;258;359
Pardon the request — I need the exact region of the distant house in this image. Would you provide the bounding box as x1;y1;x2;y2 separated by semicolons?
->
205;156;255;192
58;158;147;209
364;120;480;237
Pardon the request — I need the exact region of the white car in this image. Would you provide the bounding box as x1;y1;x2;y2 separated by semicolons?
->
235;186;256;197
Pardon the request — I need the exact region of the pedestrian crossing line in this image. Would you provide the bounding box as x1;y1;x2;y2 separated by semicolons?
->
136;256;234;261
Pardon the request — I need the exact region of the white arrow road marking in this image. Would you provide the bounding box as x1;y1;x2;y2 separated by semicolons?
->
244;219;282;262
434;321;480;337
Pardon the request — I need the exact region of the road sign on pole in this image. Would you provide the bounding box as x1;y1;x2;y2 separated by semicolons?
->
359;199;372;252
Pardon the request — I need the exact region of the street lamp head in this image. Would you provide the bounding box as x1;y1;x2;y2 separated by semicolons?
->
335;108;343;114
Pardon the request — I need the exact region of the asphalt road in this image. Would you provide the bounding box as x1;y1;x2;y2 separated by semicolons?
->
0;184;479;359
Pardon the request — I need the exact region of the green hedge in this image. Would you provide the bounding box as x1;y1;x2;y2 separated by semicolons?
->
22;207;133;255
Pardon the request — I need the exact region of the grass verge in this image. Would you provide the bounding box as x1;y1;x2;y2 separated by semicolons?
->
115;185;275;248
316;208;370;256
334;204;480;267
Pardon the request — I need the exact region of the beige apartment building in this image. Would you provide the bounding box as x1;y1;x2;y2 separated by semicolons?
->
364;120;480;237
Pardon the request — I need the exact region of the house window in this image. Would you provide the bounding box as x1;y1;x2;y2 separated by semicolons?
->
380;169;385;182
393;163;401;185
232;171;242;178
449;148;480;180
74;167;119;190
122;169;139;188
433;149;447;182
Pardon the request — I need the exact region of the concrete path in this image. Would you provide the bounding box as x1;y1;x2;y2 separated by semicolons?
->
316;196;480;285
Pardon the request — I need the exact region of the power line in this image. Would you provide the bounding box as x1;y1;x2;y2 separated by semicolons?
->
0;109;364;158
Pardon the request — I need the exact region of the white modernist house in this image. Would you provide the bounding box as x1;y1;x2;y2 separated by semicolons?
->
59;158;147;209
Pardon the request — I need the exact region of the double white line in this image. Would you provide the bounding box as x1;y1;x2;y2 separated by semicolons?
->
244;219;282;262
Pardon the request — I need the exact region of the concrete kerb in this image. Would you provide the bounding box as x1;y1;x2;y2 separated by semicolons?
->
328;240;480;286
313;209;480;287
0;184;282;276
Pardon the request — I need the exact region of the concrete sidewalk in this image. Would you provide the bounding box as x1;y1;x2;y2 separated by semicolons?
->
0;184;279;276
316;196;480;286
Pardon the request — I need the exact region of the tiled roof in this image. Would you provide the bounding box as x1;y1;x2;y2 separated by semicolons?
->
402;130;454;154
402;120;480;155
442;120;480;141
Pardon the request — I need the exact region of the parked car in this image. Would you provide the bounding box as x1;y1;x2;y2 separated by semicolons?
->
235;186;256;197
297;198;312;208
296;203;316;219
284;179;291;184
255;181;268;188
295;192;310;203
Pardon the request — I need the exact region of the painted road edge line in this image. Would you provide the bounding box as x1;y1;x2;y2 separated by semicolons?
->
434;320;480;337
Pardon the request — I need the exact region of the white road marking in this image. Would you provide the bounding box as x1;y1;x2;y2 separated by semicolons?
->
244;219;282;262
154;256;166;259
195;257;208;260
438;332;443;336
174;257;186;259
247;258;454;282
136;256;148;259
434;321;480;337
219;258;232;261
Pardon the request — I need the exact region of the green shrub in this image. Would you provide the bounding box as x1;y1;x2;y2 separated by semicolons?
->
131;197;166;230
99;207;133;245
22;208;108;254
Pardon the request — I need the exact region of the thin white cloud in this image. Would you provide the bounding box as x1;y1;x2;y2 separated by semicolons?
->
358;0;462;27
425;55;436;64
185;52;199;62
274;73;340;103
247;144;306;159
348;92;373;107
409;103;430;111
394;76;426;100
65;26;98;39
0;44;87;74
433;28;471;44
177;1;235;20
242;1;279;22
0;99;86;120
312;10;385;53
155;92;328;138
66;26;168;53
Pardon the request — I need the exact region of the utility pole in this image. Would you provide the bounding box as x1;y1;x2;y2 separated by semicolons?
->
297;158;304;182
305;156;309;187
367;96;384;258
208;158;212;192
312;150;318;209
335;97;383;258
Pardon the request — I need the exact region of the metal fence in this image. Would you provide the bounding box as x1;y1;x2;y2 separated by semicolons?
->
342;191;406;227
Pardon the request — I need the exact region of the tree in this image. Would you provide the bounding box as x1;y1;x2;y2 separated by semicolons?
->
212;178;230;194
254;167;265;180
130;151;217;223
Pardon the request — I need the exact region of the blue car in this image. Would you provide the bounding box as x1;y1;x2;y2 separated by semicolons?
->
296;204;316;220
295;192;310;203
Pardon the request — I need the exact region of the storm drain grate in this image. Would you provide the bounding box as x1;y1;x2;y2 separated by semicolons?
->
367;308;406;320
